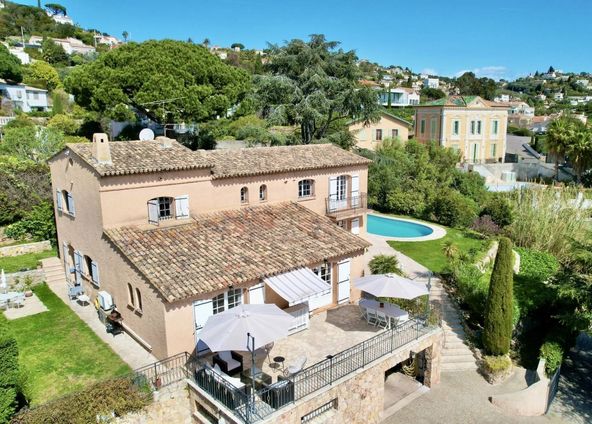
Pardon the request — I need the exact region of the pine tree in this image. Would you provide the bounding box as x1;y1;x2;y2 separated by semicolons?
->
483;237;514;356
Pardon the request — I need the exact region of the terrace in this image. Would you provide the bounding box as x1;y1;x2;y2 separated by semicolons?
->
189;303;439;424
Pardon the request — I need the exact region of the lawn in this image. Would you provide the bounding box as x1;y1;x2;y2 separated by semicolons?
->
0;247;58;273
388;226;488;274
2;284;131;405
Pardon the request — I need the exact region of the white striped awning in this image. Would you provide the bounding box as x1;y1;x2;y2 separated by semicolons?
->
264;268;331;306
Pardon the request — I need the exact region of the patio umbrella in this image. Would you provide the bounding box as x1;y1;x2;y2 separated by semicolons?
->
354;273;429;299
199;303;293;353
0;269;6;294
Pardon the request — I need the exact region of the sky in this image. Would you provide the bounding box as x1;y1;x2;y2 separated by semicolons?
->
17;0;592;80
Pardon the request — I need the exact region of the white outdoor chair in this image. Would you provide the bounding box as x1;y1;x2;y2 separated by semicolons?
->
10;294;25;309
375;311;389;329
283;356;307;377
366;309;378;326
359;305;368;321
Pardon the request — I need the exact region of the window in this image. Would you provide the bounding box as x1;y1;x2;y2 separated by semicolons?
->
491;143;497;158
452;120;460;136
375;129;383;141
240;187;248;204
336;175;347;201
470;120;476;135
59;190;75;216
84;256;100;286
492;120;499;136
430;118;437;140
128;283;135;307
212;288;243;315
259;184;267;201
391;129;399;138
135;288;143;311
157;197;172;220
148;196;188;224
420;119;426;134
476;120;482;135
313;263;332;284
298;179;314;198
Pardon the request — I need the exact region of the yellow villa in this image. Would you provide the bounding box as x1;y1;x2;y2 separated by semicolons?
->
414;96;508;163
348;111;412;150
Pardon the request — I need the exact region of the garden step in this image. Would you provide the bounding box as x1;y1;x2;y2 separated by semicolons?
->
441;354;476;364
442;347;474;356
444;334;467;345
441;361;478;372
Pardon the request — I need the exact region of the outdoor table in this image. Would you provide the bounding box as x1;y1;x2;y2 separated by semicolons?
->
77;294;90;306
272;356;285;372
359;298;410;326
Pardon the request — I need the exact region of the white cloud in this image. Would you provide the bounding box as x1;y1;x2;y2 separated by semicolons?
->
454;66;508;80
421;68;437;76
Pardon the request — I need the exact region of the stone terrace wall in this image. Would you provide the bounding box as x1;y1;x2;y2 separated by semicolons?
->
0;240;51;258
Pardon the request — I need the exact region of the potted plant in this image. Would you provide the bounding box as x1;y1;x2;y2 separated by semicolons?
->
23;276;34;297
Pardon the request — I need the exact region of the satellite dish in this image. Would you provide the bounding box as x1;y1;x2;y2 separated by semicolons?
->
139;128;155;141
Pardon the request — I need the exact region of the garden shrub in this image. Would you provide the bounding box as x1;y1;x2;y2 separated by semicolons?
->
480;193;513;227
470;215;501;236
11;377;151;424
0;319;27;424
513;248;559;317
429;189;478;228
516;248;559;283
452;263;487;316
483;237;514;356
379;295;429;318
482;354;512;374
5;202;56;244
369;254;404;276
540;341;563;377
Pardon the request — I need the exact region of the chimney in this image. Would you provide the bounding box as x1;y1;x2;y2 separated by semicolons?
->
155;136;174;149
92;133;112;164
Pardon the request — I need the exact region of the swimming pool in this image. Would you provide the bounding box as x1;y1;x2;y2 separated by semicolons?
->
367;214;434;238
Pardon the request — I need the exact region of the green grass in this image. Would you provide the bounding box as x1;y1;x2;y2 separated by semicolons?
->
388;226;488;274
0;248;57;273
2;284;131;405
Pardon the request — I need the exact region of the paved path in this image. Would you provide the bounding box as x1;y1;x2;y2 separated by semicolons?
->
41;257;158;370
363;232;477;372
384;369;562;424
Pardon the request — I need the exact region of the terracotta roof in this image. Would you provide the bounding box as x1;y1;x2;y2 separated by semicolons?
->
418;95;509;108
200;144;371;179
68;140;212;176
105;202;370;302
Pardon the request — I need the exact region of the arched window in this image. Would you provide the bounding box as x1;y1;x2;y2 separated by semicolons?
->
298;179;314;198
127;283;135;307
135;288;143;312
259;184;267;201
240;187;249;204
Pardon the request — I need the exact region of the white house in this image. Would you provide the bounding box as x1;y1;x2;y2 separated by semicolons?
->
8;47;30;64
553;92;564;101
576;79;589;88
29;36;96;55
508;101;535;117
94;34;121;47
495;94;511;103
378;87;420;107
47;12;74;25
423;77;440;89
0;80;49;113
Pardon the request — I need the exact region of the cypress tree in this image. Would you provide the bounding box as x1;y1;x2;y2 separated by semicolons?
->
483;237;514;355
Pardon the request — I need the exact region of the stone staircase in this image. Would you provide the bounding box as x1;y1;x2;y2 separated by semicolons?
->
41;257;67;288
430;279;477;372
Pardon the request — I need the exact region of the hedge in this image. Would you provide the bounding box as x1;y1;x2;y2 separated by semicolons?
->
540;341;563;377
11;376;152;424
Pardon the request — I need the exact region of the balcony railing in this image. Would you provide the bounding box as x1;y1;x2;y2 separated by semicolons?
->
190;318;436;424
325;193;367;217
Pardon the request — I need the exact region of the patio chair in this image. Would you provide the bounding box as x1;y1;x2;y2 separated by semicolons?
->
9;294;25;309
213;351;243;375
68;284;83;300
375;311;389;329
264;342;274;365
359;305;368;321
283;356;307;377
366;309;378;326
261;377;295;409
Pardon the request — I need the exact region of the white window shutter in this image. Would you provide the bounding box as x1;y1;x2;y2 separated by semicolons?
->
74;251;82;284
147;199;159;224
351;218;360;235
248;283;265;304
56;189;63;212
351;174;360;207
175;195;189;219
67;193;75;216
328;176;338;212
91;261;100;286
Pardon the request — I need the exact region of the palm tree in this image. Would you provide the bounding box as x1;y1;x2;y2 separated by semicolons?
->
546;116;577;180
442;240;458;261
122;31;129;43
567;126;592;183
368;255;405;276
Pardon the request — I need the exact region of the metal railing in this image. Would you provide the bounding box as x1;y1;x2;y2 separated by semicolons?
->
191;318;435;423
134;351;192;389
325;193;367;216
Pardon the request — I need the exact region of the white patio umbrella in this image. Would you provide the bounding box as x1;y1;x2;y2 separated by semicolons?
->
199;303;294;353
354;273;429;299
0;269;6;294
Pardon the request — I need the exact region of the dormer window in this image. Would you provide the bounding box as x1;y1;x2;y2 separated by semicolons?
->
240;187;249;204
148;195;189;225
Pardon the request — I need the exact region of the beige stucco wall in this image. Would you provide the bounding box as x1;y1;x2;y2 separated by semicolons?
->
349;115;411;151
415;106;508;163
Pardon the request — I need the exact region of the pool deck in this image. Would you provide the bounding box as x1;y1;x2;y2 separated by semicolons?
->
367;212;447;242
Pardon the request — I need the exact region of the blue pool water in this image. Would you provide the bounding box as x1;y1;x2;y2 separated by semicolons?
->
367;214;434;238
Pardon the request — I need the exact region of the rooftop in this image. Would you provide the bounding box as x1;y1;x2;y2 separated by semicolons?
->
105;202;370;302
418;95;509;108
66;140;212;176
201;143;371;179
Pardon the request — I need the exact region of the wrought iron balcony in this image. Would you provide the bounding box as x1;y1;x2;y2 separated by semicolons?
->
325;193;367;219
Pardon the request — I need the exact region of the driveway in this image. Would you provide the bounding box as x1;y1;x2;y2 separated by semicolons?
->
384;369;565;424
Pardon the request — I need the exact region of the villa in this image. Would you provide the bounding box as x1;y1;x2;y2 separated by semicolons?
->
414;96;508;164
49;135;443;423
0;79;49;113
348;111;412;150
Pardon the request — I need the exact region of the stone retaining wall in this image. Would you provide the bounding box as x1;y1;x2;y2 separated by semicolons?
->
4;269;45;288
0;240;51;258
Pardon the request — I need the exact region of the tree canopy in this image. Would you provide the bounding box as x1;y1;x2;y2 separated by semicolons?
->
64;40;251;124
455;72;497;100
44;3;67;16
252;34;381;143
23;60;61;90
0;44;23;83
